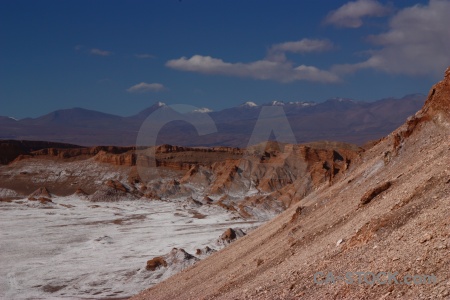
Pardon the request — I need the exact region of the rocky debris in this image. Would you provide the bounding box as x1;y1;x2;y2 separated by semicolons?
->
290;206;303;223
419;233;433;244
195;246;216;258
146;257;167;271
28;196;53;204
28;187;52;200
41;284;67;293
89;188;127;202
218;228;246;245
105;180;128;193
145;248;200;279
146;179;193;199
360;181;392;205
203;196;214;204
167;248;199;265
94;235;113;244
143;190;161;200
89;180;135;202
181;197;203;208
0;188;19;199
74;188;89;197
38;197;53;204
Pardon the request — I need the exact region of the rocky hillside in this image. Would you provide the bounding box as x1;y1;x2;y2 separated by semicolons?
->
0;139;360;220
130;70;450;299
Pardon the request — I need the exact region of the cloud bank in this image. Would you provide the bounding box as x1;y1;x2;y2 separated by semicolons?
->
267;39;334;62
333;0;450;76
166;39;339;83
165;1;449;84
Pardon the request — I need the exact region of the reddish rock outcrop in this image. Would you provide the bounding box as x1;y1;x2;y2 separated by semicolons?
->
105;180;128;193
28;187;52;199
360;181;392;205
195;246;216;257
391;67;450;153
94;150;136;166
74;188;89;197
219;228;246;245
88;180;134;202
423;66;450;119
146;257;168;271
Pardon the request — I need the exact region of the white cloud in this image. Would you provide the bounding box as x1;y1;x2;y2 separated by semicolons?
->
166;38;338;83
333;0;450;76
135;53;155;59
90;48;112;56
324;0;391;28
127;82;166;93
267;39;334;62
166;55;339;83
270;39;334;54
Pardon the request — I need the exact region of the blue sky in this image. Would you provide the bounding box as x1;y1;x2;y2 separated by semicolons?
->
1;0;449;118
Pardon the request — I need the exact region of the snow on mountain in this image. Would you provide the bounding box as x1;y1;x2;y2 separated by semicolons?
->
264;100;317;107
240;101;258;107
267;100;285;106
327;97;356;103
287;101;316;107
192;107;213;113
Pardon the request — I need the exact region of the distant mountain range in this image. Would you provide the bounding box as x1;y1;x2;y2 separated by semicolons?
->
0;94;426;147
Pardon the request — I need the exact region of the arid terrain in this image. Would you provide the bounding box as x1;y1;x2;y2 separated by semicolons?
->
0;131;361;298
1;71;448;299
2;1;449;299
129;70;450;299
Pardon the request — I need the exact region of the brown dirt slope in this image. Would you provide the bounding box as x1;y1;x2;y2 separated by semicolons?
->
131;69;450;299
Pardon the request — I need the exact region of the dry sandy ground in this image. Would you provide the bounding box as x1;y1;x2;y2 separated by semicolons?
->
131;71;450;299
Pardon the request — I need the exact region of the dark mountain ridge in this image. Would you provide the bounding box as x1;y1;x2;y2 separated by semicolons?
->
0;94;425;147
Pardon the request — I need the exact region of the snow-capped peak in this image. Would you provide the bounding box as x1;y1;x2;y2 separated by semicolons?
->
287;101;316;107
240;101;258;107
154;101;166;107
8;117;18;121
268;100;285;106
328;97;355;103
192;107;213;113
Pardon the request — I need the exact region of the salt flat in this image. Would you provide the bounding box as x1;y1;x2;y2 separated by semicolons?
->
0;197;261;299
